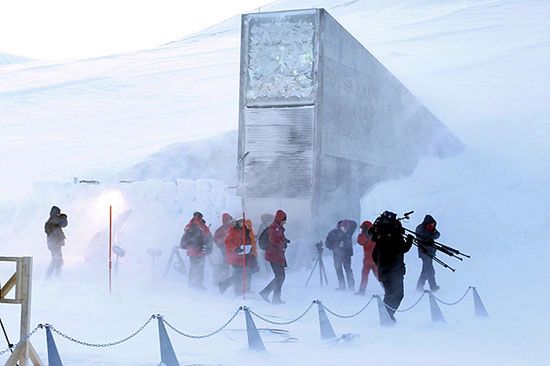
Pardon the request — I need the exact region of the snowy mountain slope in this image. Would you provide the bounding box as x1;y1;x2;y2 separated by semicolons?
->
1;0;550;365
0;32;243;198
0;51;34;65
1;1;548;199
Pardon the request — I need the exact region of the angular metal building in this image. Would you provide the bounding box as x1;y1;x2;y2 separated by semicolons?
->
237;9;461;252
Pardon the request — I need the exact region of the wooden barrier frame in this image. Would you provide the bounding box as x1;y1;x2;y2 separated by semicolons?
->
0;257;43;366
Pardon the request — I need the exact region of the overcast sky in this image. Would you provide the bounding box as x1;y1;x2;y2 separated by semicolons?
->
0;0;271;61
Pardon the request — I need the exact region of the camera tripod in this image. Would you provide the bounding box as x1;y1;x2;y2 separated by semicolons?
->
305;241;329;287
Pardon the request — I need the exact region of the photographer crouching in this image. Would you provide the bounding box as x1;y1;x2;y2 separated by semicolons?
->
370;211;414;322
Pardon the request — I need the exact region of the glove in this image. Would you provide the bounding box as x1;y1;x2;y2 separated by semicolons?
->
406;234;414;246
286;239;291;244
338;241;344;248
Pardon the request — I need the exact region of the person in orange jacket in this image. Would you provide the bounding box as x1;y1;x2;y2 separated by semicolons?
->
218;218;258;295
355;220;379;295
213;213;234;281
180;212;213;290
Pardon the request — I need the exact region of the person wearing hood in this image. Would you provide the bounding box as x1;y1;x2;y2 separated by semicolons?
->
370;210;414;322
44;206;68;279
213;213;234;282
259;210;289;304
325;219;357;291
257;213;274;238
218;219;258;295
181;211;213;290
356;220;379;295
415;214;441;292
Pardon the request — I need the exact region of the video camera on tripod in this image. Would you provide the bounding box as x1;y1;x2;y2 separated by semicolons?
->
395;211;470;272
314;240;323;254
305;241;329;287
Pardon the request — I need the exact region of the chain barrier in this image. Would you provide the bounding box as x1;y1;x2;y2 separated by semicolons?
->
381;291;427;313
431;286;472;306
0;325;42;356
0;287;477;355
161;308;241;339
248;301;316;325
319;296;376;319
48;315;155;348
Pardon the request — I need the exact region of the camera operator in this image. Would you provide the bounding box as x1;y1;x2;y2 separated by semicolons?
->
325;220;357;291
370;211;414;322
415;215;441;292
44;206;68;279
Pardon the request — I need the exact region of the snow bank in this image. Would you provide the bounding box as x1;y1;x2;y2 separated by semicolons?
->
0;178;241;267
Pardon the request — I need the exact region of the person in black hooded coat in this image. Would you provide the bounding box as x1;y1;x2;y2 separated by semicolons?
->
415;214;441;292
44;206;68;279
370;211;414;321
325;220;357;291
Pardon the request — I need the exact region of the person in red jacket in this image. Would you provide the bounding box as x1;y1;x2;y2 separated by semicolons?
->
213;213;234;282
218;219;258;295
259;210;289;304
355;220;379;295
181;212;213;290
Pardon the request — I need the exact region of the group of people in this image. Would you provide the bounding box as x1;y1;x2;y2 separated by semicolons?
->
44;205;442;315
322;212;442;321
179;210;290;304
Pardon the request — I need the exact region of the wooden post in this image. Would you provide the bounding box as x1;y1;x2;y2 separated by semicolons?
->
19;257;31;366
1;256;43;366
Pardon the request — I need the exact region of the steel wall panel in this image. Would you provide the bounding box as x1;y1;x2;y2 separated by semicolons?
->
242;107;314;198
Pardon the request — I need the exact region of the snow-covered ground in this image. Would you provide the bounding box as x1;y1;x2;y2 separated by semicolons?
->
1;0;549;365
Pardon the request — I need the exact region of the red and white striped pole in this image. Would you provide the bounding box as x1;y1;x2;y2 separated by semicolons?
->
242;211;246;301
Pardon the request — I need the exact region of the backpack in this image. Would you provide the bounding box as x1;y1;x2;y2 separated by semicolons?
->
372;211;402;239
180;224;204;249
258;227;270;250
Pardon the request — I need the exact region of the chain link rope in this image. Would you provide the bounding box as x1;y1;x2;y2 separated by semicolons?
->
48;315;155;348
1;287;476;354
431;287;472;306
248;301;316;325
0;325;42;356
380;291;427;313
320;296;376;319
161;308;241;339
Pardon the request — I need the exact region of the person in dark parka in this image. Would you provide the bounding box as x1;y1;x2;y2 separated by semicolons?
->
370;211;414;321
45;206;68;279
325;219;357;291
259;210;289;304
415;214;441;292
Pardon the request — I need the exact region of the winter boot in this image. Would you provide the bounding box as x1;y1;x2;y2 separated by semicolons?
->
272;298;286;305
259;289;271;304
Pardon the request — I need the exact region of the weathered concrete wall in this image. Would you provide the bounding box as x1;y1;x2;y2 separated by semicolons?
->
238;9;462;253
